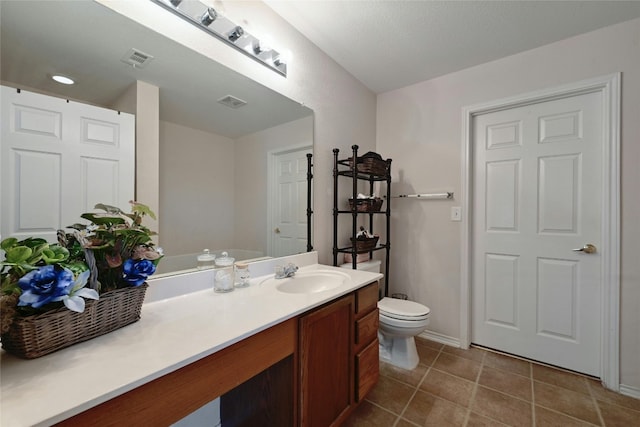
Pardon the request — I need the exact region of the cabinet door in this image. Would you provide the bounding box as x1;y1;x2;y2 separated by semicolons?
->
300;295;354;427
355;339;379;402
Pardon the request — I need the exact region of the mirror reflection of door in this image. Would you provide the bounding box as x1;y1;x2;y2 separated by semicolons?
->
0;87;135;243
268;146;312;257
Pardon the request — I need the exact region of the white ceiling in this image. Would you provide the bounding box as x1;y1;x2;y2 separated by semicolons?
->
266;0;640;93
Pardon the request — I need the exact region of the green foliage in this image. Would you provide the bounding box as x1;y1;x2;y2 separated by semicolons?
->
0;237;67;279
71;201;162;291
0;237;78;301
42;246;70;265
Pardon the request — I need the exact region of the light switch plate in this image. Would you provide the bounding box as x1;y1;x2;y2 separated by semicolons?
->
451;207;462;221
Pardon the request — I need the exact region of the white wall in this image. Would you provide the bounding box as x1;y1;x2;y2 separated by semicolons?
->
234;116;313;254
377;18;640;391
159;120;235;255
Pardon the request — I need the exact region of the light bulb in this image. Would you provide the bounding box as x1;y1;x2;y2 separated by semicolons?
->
52;75;74;85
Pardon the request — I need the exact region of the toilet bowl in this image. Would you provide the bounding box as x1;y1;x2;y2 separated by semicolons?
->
378;297;430;370
340;260;431;371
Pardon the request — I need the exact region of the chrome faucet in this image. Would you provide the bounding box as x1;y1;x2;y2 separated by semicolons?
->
275;263;298;279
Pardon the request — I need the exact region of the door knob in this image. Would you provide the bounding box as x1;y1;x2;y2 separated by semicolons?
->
274;227;281;234
572;244;597;254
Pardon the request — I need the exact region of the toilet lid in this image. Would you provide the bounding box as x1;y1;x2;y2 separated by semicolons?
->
378;297;430;321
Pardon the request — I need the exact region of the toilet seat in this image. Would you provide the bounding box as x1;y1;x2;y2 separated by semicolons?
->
378;297;430;321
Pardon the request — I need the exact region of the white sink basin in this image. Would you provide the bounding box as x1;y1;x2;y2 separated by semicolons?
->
264;271;349;294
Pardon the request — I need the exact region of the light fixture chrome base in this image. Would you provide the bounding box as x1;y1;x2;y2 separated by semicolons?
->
150;0;287;77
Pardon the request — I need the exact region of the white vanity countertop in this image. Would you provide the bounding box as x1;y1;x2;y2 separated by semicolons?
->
0;256;382;427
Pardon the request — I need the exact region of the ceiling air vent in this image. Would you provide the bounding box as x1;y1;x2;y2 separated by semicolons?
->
217;95;248;109
121;48;154;69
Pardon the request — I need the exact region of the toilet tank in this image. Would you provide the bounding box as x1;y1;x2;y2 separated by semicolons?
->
339;260;381;274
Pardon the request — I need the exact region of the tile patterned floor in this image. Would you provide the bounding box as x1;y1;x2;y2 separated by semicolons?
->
344;337;640;427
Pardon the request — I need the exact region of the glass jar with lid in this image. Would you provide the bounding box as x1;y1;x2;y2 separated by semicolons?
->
197;249;216;270
213;251;235;293
235;262;250;288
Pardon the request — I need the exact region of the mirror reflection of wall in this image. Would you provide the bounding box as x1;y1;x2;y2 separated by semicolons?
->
159;115;313;258
0;0;313;274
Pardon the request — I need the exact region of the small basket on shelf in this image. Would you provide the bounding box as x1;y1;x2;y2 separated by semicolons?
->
348;197;384;212
350;235;379;253
348;152;390;177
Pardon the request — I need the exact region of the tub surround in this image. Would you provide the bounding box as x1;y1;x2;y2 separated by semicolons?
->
0;252;382;426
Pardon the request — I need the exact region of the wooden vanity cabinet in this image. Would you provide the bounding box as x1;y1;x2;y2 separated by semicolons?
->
56;283;379;427
300;294;354;427
353;282;379;402
299;281;380;427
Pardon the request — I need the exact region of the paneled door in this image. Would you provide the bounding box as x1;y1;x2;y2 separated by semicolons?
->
268;146;312;257
471;91;603;376
1;87;134;243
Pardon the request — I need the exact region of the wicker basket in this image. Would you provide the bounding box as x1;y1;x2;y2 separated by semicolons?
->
349;156;389;176
1;284;148;359
348;198;384;212
350;235;379;253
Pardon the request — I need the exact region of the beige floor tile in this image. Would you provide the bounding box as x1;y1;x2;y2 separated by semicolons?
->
342;400;399;427
534;406;599;426
442;345;487;363
346;343;639;427
534;381;600;425
401;390;467;426
416;344;440;367
366;375;416;415
466;412;510;426
483;351;531;377
415;337;443;351
478;366;532;401
419;369;475;408
380;361;428;388
395;418;421;427
532;364;590;395
597;400;640;427
588;379;640;412
433;352;481;382
471;386;533;427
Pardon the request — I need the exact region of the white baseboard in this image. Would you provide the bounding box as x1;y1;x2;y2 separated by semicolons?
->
418;330;460;348
619;384;640;399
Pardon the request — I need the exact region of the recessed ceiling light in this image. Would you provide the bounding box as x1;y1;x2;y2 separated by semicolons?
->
51;75;75;85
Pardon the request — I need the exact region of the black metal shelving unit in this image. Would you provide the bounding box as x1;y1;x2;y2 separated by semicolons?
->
332;145;391;297
306;153;314;252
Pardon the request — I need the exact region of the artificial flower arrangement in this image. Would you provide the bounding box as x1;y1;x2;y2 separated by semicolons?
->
0;201;162;348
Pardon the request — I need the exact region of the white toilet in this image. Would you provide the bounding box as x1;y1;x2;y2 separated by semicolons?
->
340;260;431;370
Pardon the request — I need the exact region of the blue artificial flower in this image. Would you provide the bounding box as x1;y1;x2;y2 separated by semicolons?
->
17;265;74;309
122;258;156;286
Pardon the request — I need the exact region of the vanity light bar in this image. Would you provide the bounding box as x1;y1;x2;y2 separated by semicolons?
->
151;0;288;77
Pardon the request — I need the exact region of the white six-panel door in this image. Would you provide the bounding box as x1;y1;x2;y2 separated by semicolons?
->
269;147;312;257
1;87;135;243
471;91;602;376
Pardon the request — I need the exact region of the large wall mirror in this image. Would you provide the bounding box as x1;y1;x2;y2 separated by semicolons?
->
1;1;313;276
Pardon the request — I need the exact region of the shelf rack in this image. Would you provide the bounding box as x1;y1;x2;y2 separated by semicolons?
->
332;145;391;297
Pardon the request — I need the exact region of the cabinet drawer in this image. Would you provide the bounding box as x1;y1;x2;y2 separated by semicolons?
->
355;308;378;352
355;282;378;318
355;339;379;402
